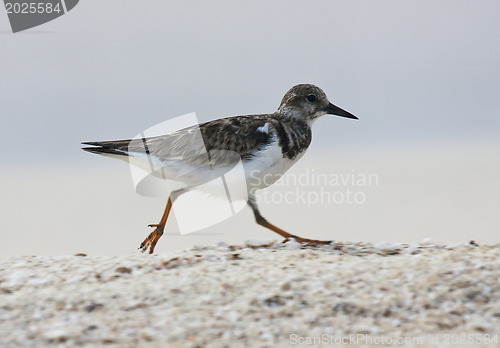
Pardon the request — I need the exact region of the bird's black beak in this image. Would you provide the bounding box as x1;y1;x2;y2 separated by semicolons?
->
324;102;358;119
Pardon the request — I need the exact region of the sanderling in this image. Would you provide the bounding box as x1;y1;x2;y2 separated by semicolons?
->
82;84;358;253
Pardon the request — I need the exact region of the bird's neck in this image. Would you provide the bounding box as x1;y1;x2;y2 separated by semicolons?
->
275;107;320;127
277;106;303;119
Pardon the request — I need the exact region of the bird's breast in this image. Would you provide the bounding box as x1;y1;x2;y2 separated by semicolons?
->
243;136;307;191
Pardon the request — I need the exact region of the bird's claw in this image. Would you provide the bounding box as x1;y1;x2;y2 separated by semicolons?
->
283;237;333;246
139;228;163;254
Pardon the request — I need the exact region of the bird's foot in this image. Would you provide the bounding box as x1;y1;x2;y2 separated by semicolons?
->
283;236;333;246
139;226;164;254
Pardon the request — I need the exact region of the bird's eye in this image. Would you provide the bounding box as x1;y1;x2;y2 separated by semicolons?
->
306;94;317;103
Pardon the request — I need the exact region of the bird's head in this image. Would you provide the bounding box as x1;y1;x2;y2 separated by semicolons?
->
277;84;358;123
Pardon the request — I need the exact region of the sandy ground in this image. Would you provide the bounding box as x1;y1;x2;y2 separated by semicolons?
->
1;240;500;347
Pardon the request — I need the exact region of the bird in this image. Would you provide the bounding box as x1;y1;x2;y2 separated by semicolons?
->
82;84;358;254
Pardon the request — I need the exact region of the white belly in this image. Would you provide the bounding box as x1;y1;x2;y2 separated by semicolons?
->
243;138;305;192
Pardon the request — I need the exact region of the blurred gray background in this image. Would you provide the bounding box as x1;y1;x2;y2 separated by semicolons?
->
1;0;499;256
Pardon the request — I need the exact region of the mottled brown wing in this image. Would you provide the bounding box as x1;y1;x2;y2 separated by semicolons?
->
82;114;276;168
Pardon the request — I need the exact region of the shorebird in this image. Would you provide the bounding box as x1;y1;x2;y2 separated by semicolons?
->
82;84;358;253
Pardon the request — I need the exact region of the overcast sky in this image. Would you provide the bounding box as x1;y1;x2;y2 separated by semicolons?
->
1;0;499;167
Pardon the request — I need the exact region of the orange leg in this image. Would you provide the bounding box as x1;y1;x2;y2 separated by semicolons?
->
139;196;172;254
248;198;332;246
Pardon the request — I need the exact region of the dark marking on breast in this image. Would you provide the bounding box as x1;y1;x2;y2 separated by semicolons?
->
273;119;312;160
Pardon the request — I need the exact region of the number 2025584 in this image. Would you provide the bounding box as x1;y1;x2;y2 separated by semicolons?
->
5;2;62;14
